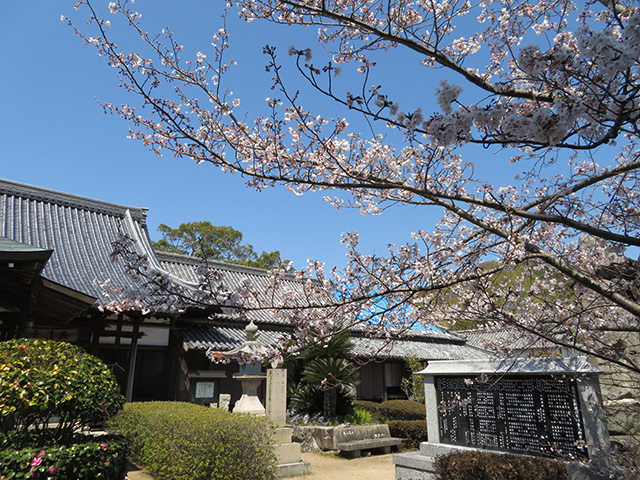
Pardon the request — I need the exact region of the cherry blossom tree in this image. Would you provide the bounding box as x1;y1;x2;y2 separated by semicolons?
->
68;0;640;432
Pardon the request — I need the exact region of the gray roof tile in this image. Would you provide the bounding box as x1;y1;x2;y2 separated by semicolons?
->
459;328;559;352
0;179;174;307
158;251;326;325
180;323;490;361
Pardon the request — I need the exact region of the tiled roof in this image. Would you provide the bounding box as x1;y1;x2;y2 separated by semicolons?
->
160;250;487;356
158;250;327;325
0;177;495;361
460;328;560;352
351;335;491;361
180;323;491;361
0;178;184;308
181;323;288;351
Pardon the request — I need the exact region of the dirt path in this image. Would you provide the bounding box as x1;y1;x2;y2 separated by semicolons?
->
127;451;397;480
281;452;396;480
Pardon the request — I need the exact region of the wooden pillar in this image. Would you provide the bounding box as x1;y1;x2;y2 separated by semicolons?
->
382;362;388;402
115;313;123;346
91;316;101;357
125;321;140;403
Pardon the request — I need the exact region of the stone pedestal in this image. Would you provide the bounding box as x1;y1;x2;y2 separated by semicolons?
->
232;373;267;415
273;427;311;478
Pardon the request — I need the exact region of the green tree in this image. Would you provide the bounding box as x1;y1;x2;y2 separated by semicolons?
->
400;356;426;404
152;221;283;269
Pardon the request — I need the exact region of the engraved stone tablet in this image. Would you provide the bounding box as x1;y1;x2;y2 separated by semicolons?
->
435;375;587;459
266;368;287;426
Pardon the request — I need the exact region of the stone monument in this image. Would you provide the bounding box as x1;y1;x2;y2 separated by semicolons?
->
266;362;288;426
266;356;311;478
394;357;619;480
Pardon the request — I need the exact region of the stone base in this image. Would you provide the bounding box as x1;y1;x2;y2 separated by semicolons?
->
275;461;312;478
394;451;436;480
273;427;311;477
274;442;304;464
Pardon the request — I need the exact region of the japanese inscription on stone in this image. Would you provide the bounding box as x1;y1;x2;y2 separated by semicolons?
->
435;375;587;459
266;368;287;426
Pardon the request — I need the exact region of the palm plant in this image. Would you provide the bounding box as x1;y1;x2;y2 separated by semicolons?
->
301;357;360;419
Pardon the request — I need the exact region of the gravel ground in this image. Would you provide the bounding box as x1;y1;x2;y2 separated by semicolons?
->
281;451;396;480
127;451;397;480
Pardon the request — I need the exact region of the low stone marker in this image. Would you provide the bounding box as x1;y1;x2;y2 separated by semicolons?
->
293;424;402;458
334;424;403;458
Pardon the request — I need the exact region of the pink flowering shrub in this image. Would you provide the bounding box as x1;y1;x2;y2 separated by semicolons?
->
0;435;128;480
0;339;125;444
0;339;127;479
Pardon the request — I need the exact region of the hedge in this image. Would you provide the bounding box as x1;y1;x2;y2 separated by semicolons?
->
107;401;276;480
387;420;428;449
0;434;128;480
378;400;425;421
434;451;569;480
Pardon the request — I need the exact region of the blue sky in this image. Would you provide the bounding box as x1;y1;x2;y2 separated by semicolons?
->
1;1;518;271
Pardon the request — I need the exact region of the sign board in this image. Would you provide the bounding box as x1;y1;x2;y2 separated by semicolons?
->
435;375;588;459
187;370;226;405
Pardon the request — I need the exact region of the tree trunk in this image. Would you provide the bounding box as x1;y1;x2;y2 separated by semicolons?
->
323;387;337;419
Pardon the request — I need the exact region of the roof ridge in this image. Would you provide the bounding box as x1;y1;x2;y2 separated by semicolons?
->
0;178;148;222
155;250;308;281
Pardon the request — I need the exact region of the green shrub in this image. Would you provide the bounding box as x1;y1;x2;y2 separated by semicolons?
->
354;400;383;421
0;434;128;480
288;383;323;414
434;451;569;480
378;400;425;421
344;407;373;425
107;401;276;480
289;383;356;419
0;339;125;444
387;420;428;449
0;339;128;479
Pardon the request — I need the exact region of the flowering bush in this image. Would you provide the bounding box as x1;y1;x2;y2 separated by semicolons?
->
0;339;127;480
0;435;128;480
107;402;276;480
0;339;125;445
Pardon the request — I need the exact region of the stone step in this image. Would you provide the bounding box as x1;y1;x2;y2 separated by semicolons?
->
273;426;293;444
274;442;302;464
275;460;312;478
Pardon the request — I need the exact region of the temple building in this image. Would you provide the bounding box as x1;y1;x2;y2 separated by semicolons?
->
0;178;488;406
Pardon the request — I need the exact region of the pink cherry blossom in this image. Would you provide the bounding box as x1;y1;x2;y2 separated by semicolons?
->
70;5;640;463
